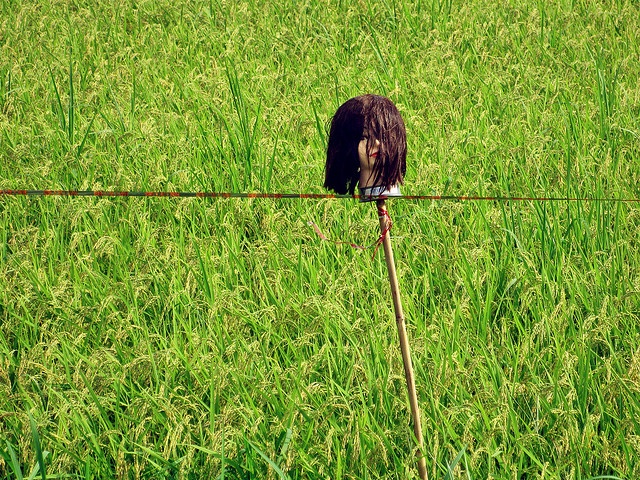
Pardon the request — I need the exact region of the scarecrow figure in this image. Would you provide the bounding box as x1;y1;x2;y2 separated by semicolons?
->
323;94;429;479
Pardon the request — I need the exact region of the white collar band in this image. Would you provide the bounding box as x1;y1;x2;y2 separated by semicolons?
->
359;185;402;202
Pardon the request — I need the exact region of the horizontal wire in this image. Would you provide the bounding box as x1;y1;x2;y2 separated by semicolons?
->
1;189;639;203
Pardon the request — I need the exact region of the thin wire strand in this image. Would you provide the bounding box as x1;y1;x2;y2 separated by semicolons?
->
1;190;639;203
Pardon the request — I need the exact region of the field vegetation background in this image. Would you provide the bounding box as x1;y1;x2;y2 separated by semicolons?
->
1;0;640;478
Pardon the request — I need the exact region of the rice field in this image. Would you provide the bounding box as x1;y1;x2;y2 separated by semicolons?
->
1;0;640;478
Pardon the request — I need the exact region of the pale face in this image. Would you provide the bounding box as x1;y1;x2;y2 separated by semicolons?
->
358;130;380;176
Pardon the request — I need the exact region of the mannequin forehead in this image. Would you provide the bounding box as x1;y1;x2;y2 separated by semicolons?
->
333;96;392;135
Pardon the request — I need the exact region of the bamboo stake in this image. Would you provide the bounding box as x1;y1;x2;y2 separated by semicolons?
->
376;198;428;480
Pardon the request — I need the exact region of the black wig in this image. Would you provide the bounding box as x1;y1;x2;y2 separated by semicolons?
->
324;94;407;194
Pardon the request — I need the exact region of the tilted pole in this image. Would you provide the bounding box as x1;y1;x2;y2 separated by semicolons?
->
376;198;428;480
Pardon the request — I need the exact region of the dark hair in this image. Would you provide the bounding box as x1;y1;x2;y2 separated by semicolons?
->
324;94;407;194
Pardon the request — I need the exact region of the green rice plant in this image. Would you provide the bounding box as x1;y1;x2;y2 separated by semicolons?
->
0;67;11;116
0;413;51;480
224;63;262;190
590;45;619;144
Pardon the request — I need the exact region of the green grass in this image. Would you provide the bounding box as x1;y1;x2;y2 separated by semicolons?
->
1;0;640;478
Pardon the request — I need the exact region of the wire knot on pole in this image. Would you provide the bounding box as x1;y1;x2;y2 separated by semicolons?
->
373;207;393;259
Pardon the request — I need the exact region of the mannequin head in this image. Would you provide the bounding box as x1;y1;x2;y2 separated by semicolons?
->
324;94;406;195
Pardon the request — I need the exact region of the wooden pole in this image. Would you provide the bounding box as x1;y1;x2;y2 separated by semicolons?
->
376;198;428;480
